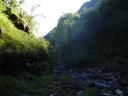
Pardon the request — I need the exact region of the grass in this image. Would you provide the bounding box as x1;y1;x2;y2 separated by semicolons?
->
0;75;54;96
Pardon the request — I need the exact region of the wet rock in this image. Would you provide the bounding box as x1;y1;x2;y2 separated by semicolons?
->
85;68;101;74
64;69;76;74
76;90;84;96
95;79;115;88
115;89;124;96
26;62;31;66
52;66;124;96
100;93;112;96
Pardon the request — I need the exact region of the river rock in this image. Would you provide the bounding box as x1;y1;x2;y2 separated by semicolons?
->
115;89;124;96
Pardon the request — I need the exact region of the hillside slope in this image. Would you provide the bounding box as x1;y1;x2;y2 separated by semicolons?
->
0;0;50;75
0;0;53;96
46;0;128;71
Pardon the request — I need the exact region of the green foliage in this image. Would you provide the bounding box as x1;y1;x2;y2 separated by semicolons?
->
0;0;51;75
0;75;54;96
0;38;5;47
0;0;52;96
58;74;71;81
47;0;128;69
83;87;100;96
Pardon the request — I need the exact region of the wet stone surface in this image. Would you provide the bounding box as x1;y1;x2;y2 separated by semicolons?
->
51;66;127;96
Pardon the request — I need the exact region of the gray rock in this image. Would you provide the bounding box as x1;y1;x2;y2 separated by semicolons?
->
115;89;124;96
95;80;113;88
100;93;112;96
76;91;84;96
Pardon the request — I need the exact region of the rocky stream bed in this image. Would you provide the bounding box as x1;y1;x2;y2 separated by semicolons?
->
50;65;128;96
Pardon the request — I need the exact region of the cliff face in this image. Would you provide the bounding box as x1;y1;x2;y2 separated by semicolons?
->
46;0;128;71
78;0;98;13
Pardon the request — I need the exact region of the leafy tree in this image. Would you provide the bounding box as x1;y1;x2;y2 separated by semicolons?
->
0;0;51;75
46;0;128;70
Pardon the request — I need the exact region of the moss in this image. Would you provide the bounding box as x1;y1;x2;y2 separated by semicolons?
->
0;75;54;96
59;74;71;81
83;87;100;96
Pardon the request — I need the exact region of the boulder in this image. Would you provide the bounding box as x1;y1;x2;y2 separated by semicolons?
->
100;93;112;96
25;26;30;33
95;80;113;88
115;89;124;96
15;22;25;31
76;91;84;96
9;13;18;21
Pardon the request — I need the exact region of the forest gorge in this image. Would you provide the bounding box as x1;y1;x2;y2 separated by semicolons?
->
0;0;128;96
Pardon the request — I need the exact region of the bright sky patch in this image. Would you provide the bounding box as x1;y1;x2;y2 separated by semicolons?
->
20;0;89;37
